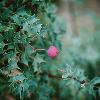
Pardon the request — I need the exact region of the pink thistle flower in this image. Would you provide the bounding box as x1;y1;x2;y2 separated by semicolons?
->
47;46;59;58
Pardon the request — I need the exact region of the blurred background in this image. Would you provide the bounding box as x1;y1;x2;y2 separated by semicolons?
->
55;0;100;76
50;0;100;99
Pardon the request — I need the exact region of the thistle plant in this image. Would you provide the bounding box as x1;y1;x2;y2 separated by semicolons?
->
0;0;65;99
0;0;100;100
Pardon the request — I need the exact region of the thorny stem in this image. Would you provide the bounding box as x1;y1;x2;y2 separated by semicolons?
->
29;44;46;51
35;48;46;51
40;72;86;86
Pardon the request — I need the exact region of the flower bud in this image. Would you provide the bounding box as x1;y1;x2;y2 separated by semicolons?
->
47;46;59;58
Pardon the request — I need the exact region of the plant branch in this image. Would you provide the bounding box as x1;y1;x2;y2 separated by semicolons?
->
39;72;86;85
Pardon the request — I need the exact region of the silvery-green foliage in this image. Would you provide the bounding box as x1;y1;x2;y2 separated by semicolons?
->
62;64;86;81
0;0;64;99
